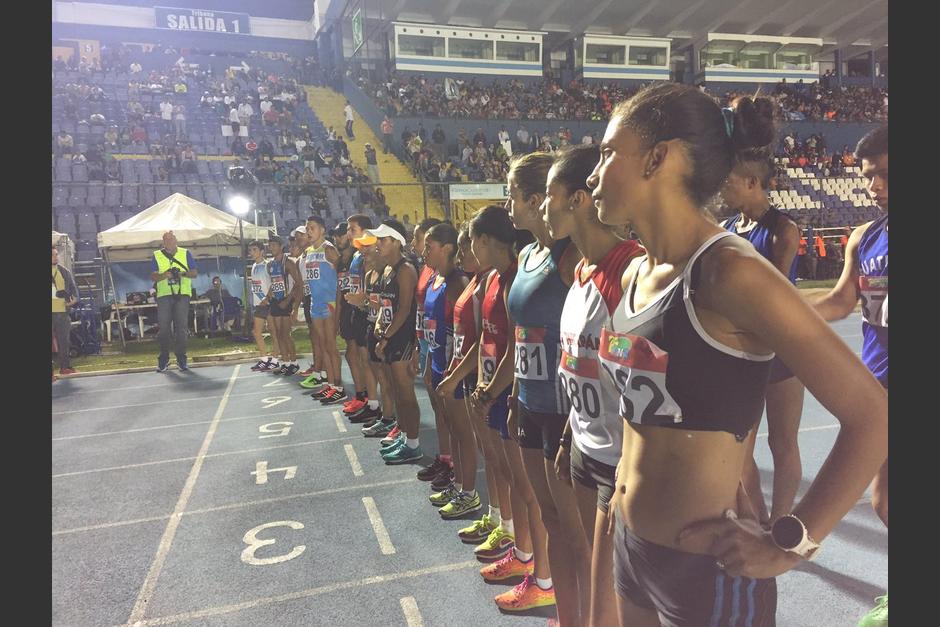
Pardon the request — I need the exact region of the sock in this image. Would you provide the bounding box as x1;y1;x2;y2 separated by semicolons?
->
333;385;344;392
319;370;327;379
439;454;452;465
500;517;514;535
535;577;553;590
406;437;419;449
514;547;533;562
466;488;478;498
489;505;499;520
264;355;274;362
455;482;463;492
368;400;379;409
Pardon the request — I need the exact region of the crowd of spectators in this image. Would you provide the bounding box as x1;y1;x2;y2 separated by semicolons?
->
360;72;887;124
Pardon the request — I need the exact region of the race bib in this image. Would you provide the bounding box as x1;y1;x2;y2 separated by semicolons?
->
480;343;498;384
270;275;286;295
453;333;466;361
348;275;361;294
305;261;321;281
251;279;265;302
367;293;379;322
424;316;438;349
303;282;310;297
380;298;394;327
514;326;549;381
598;329;682;426
558;350;603;420
859;276;888;328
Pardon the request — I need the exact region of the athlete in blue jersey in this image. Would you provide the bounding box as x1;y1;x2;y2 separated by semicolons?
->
720;145;804;527
304;215;346;404
812;126;888;626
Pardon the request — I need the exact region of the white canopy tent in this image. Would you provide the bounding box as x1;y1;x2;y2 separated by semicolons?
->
97;193;270;262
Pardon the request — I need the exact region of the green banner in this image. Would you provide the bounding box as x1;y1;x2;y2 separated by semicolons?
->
352;8;363;54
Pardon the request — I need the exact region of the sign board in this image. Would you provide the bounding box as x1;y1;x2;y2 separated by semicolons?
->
449;184;509;200
351;8;364;54
155;6;251;35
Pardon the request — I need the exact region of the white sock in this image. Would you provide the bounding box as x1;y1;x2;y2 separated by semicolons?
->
368;400;379;409
466;488;478;498
334;385;344;392
489;505;499;520
406;437;419;449
455;482;463;492
264;355;274;362
514;547;533;562
320;370;327;378
536;576;553;590
500;517;514;535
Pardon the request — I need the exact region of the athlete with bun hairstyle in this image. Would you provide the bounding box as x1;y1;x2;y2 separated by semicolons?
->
588;83;887;626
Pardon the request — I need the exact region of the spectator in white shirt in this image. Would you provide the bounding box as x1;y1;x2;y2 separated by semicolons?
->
237;101;254;127
260;99;272;114
160;98;174;134
174;105;186;140
229;106;240;124
344;102;355;138
130;61;142;74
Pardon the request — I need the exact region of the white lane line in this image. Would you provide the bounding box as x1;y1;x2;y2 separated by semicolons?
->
54;376;237;395
755;423;838;439
123;560;480;626
52;404;342;440
344;444;364;477
53;426;440;478
54;477;416;537
362;496;396;555
332;410;348;433
53;389;296;415
126;365;241;625
399;597;425;627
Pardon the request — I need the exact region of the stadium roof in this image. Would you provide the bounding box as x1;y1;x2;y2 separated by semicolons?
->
385;0;887;56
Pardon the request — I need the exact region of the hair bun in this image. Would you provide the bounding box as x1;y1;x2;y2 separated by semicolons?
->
731;96;775;151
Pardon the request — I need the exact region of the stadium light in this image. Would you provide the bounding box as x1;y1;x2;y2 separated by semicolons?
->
228;195;250;215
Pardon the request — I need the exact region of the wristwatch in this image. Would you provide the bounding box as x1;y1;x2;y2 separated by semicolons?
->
770;514;821;560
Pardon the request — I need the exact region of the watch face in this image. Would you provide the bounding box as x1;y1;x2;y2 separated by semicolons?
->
773;515;805;549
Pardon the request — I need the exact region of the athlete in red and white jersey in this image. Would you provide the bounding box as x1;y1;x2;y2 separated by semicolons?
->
542;144;644;627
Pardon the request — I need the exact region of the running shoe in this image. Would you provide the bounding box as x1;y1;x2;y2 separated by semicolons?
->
176;356;188;371
362;419;396;437
429;483;459;507
156;356;169;373
384;444;423;465
320;388;349;405
440;491;482;519
480;550;533;582
310;385;335;400
380;436;407;457
299;373;328;389
348;406;383;424
494;574;555;612
458;514;497;544
858;594;888;627
380;426;402;447
271;363;288;375
282;363;301;376
417;456;449;481
258;360;279;372
251;359;271;371
474;527;514;561
343;398;367;414
431;469;456;491
299;365;316;376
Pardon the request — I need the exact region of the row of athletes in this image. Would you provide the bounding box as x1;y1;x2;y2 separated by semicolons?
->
246;83;889;626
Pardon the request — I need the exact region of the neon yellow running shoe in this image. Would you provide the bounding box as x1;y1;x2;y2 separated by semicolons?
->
858;593;888;627
473;526;514;561
458;514;497;544
428;483;459;507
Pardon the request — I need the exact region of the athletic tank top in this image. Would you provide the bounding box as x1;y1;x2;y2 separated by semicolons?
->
506;238;573;414
560;240;643;467
451;269;490;373
415;263;436;341
857;213;888;385
602;232;772;441
268;255;288;301
424;269;460;375
304;242;338;304
250;261;271;307
379;257;418;345
479;262;517;388
721;206;798;284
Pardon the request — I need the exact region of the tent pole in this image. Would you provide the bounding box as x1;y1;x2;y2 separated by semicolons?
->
103;249;126;350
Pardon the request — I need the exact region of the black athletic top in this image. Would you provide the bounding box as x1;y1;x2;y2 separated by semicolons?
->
378;256;418;346
600;232;772;442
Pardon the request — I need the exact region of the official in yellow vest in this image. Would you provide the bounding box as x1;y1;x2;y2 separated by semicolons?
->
150;231;198;371
52;247;79;376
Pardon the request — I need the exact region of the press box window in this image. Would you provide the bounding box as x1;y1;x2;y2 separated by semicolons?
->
585;44;626;65
628;46;667;67
449;38;494;60
496;41;539;62
398;34;445;58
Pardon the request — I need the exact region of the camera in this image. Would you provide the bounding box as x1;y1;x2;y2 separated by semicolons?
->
55;290;68;299
168;267;181;280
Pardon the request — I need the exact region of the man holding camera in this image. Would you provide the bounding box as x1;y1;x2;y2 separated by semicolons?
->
52;247;79;378
150;231;198;372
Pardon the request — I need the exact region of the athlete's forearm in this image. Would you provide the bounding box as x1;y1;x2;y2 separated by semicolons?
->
483;335;515;397
447;342;479;382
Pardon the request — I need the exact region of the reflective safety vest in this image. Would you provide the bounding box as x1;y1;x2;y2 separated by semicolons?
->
154;247;193;297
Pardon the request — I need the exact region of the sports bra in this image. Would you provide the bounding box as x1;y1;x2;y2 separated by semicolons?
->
721;206;797;284
379;257;418;345
602;232;772;441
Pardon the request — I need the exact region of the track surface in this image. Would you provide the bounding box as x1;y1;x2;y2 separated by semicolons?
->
52;313;886;626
